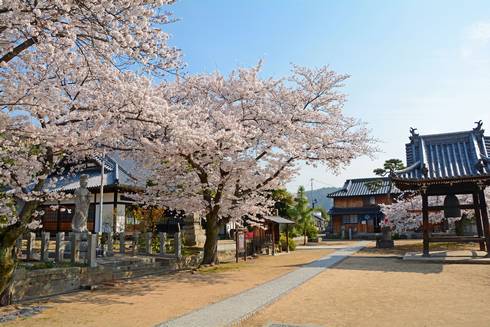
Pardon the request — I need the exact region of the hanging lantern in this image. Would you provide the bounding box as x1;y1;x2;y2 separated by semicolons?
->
443;194;461;218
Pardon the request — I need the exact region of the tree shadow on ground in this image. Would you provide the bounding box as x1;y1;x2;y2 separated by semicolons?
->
330;256;444;274
33;269;244;306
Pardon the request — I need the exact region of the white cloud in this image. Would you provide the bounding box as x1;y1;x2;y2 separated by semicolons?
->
467;22;490;42
461;21;490;61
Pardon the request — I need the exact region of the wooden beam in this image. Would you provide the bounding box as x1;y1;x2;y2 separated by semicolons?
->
113;190;118;233
422;193;429;257
56;201;61;233
478;190;490;256
286;224;290;254
472;193;486;251
428;204;475;211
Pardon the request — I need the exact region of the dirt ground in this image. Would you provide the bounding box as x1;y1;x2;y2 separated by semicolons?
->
1;248;334;327
357;239;482;256
241;248;490;327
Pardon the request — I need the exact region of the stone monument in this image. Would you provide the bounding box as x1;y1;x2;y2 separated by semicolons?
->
72;174;91;233
182;212;206;247
376;227;394;248
68;174;91;259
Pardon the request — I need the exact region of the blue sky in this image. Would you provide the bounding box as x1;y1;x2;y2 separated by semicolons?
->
165;0;490;191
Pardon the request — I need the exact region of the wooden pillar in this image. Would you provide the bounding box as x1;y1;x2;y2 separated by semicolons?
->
422;192;430;257
478;189;490;255
271;223;276;256
472;193;486;251
113;190;118;233
56;201;61;233
235;229;239;263
286;224;290;253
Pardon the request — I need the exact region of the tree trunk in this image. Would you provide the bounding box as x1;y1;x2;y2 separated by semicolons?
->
303;220;307;245
201;213;219;265
0;243;16;305
0;200;39;299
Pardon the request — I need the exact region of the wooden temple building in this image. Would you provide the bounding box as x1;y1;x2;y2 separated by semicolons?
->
327;177;401;235
391;122;490;256
40;154;144;233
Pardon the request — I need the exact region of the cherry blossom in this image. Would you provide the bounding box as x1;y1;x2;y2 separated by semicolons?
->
1;0;180;294
380;192;490;233
128;64;377;264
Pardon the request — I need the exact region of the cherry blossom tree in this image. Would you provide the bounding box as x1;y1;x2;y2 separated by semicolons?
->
379;192;490;233
130;64;376;264
0;0;179;296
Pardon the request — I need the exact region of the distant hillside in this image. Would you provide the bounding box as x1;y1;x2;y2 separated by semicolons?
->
305;187;340;211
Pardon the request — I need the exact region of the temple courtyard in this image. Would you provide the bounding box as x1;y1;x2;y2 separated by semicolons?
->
0;241;488;327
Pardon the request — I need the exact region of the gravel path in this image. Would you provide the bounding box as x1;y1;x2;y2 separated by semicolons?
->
156;242;367;327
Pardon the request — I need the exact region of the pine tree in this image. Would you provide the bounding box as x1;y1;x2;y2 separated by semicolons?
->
287;186;317;245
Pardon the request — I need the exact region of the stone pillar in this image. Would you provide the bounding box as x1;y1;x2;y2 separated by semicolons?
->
159;232;166;256
119;232;126;254
87;234;97;268
174;232;182;259
14;237;22;259
55;232;65;263
107;232;114;256
146;232;153;255
41;231;50;262
26;232;35;261
71;233;81;264
133;232;140;256
182;212;206;247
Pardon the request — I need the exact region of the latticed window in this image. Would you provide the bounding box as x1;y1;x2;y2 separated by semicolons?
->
342;215;358;224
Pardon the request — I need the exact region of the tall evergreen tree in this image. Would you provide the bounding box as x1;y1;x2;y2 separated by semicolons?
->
287;186;317;245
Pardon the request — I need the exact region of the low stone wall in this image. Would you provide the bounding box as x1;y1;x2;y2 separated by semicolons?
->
11;266;112;302
11;246;239;303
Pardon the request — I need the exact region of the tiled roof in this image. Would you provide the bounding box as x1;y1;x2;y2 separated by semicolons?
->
394;123;490;181
327;177;400;198
265;216;295;224
43;154;145;192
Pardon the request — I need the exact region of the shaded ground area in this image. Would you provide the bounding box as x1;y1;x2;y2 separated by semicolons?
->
241;253;490;327
357;239;481;257
0;249;334;327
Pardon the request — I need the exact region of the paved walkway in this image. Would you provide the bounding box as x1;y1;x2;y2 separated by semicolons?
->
156;242;367;327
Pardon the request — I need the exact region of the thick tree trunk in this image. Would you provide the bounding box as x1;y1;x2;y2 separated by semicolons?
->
201;213;219;265
0;200;39;299
0;243;16;305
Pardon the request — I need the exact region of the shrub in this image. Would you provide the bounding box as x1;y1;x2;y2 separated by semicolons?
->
279;233;297;251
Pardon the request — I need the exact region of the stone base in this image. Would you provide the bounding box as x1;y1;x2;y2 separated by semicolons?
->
182;213;206;247
376;239;394;248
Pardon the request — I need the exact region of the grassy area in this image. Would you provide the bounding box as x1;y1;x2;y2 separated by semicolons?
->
197;262;247;274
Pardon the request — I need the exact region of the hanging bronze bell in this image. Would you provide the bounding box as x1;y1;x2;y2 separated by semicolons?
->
443;194;461;218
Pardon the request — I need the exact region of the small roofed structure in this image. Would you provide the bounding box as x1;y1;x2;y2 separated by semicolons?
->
391;121;490;256
264;215;295;255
